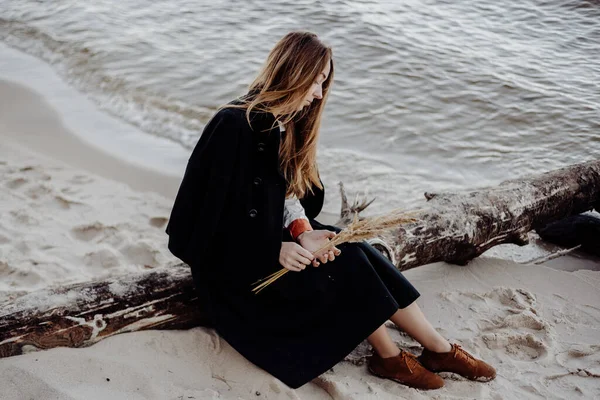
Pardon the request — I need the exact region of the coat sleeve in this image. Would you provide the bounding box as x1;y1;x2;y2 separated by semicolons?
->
165;109;241;269
299;175;325;220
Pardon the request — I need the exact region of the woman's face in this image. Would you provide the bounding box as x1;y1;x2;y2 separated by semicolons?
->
299;59;331;111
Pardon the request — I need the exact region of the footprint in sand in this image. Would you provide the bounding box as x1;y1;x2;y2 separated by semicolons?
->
544;349;600;400
51;195;84;210
0;261;44;287
22;181;84;210
24;183;53;200
0;260;9;274
493;288;537;311
71;222;119;242
556;344;600;374
69;174;94;185
60;186;80;195
13;165;51;180
149;217;168;228
482;332;548;361
441;287;537;313
441;287;552;362
9;208;39;225
552;300;600;330
120;241;161;267
5;177;28;190
482;309;549;332
83;247;121;270
5;169;84;210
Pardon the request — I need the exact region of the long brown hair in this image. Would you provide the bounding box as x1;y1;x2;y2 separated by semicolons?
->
221;31;334;198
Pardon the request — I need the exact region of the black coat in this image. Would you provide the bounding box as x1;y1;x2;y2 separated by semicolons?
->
166;101;420;388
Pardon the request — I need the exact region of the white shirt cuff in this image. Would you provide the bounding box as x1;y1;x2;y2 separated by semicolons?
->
283;196;309;229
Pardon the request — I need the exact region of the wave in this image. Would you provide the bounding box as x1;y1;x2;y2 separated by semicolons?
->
0;18;214;149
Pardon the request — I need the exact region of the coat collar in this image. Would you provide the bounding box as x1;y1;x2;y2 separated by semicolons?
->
248;109;278;135
228;92;279;135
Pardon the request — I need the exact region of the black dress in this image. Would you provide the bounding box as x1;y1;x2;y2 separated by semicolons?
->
165;100;420;389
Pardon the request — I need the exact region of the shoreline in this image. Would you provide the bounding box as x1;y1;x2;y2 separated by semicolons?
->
1;60;598;271
0;79;182;200
0;42;189;199
0;80;179;198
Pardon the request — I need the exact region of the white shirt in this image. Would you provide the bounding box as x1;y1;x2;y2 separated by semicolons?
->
278;120;310;229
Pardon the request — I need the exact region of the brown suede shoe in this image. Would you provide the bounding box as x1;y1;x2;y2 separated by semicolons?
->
418;344;496;382
368;350;445;390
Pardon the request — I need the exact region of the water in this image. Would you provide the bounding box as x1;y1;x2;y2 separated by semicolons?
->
0;0;599;215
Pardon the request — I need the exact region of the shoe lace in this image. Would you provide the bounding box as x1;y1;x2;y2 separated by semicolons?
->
453;344;477;368
400;351;420;374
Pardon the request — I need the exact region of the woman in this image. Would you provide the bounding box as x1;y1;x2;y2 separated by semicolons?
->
166;31;496;390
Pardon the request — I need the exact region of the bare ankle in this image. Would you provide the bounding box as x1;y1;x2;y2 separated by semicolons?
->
426;341;452;353
376;347;401;359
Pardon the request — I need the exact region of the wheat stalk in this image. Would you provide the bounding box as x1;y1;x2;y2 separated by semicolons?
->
251;208;420;294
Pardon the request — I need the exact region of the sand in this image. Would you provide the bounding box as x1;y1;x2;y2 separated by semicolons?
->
1;56;599;399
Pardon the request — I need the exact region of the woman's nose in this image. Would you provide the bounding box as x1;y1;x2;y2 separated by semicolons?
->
313;87;323;99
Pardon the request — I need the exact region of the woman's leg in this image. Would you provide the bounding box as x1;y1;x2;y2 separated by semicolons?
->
389;301;452;353
367;324;401;358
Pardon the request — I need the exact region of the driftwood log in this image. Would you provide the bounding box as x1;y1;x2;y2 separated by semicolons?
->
1;160;599;358
358;160;600;268
0;265;203;358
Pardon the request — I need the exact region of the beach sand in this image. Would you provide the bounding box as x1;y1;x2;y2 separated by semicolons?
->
1;67;599;399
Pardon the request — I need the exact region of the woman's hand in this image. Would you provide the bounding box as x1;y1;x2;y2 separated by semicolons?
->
279;242;315;272
297;230;341;267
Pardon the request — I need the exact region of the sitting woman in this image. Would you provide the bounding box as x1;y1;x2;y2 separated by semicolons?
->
165;31;496;390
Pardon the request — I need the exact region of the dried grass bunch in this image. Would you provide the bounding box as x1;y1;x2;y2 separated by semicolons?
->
251;208;419;294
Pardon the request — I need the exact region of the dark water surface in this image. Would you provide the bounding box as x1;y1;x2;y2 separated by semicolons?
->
1;0;598;214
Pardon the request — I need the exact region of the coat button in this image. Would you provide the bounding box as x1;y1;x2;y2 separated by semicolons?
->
257;143;266;152
253;177;262;185
248;209;258;218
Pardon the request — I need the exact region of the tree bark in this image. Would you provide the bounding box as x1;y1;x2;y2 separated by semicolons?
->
1;160;599;359
0;265;202;358
363;160;600;268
